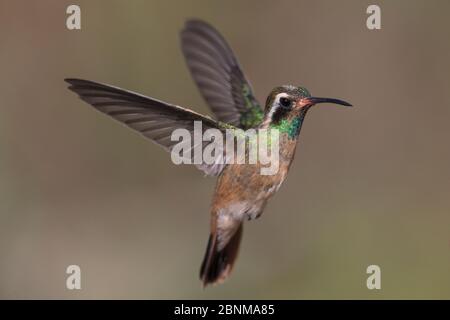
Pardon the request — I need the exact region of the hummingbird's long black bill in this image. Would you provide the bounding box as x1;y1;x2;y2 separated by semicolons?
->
306;97;352;107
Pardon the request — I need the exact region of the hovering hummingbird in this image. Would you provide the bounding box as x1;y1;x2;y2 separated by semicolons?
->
65;19;351;287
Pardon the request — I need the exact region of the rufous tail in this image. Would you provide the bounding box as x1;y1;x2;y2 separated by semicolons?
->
200;224;243;287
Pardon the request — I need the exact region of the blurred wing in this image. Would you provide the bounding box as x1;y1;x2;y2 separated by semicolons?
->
180;19;264;129
65;78;232;176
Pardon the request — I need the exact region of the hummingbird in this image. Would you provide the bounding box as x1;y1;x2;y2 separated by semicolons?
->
65;19;351;287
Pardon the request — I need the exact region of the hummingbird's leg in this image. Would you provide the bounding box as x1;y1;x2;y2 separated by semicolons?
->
246;200;267;220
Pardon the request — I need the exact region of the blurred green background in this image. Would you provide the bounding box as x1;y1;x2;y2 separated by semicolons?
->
1;0;450;299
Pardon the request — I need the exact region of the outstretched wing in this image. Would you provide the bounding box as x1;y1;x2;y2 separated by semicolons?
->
180;19;264;129
65;78;233;176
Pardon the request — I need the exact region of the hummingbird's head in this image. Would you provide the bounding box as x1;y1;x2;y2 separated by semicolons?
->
264;85;352;126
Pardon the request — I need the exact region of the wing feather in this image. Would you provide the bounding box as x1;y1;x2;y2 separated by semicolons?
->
180;20;264;129
65;78;232;176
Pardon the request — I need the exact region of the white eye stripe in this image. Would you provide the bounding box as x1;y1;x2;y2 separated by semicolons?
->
275;92;290;102
267;93;290;119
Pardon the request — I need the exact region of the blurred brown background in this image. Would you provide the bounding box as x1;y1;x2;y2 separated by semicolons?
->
1;0;450;299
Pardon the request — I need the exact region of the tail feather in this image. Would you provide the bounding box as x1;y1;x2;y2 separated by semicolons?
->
200;224;243;286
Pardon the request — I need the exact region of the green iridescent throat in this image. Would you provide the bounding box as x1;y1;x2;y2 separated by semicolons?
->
270;117;303;140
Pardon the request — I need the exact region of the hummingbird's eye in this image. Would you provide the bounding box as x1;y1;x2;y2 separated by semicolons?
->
279;97;292;108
